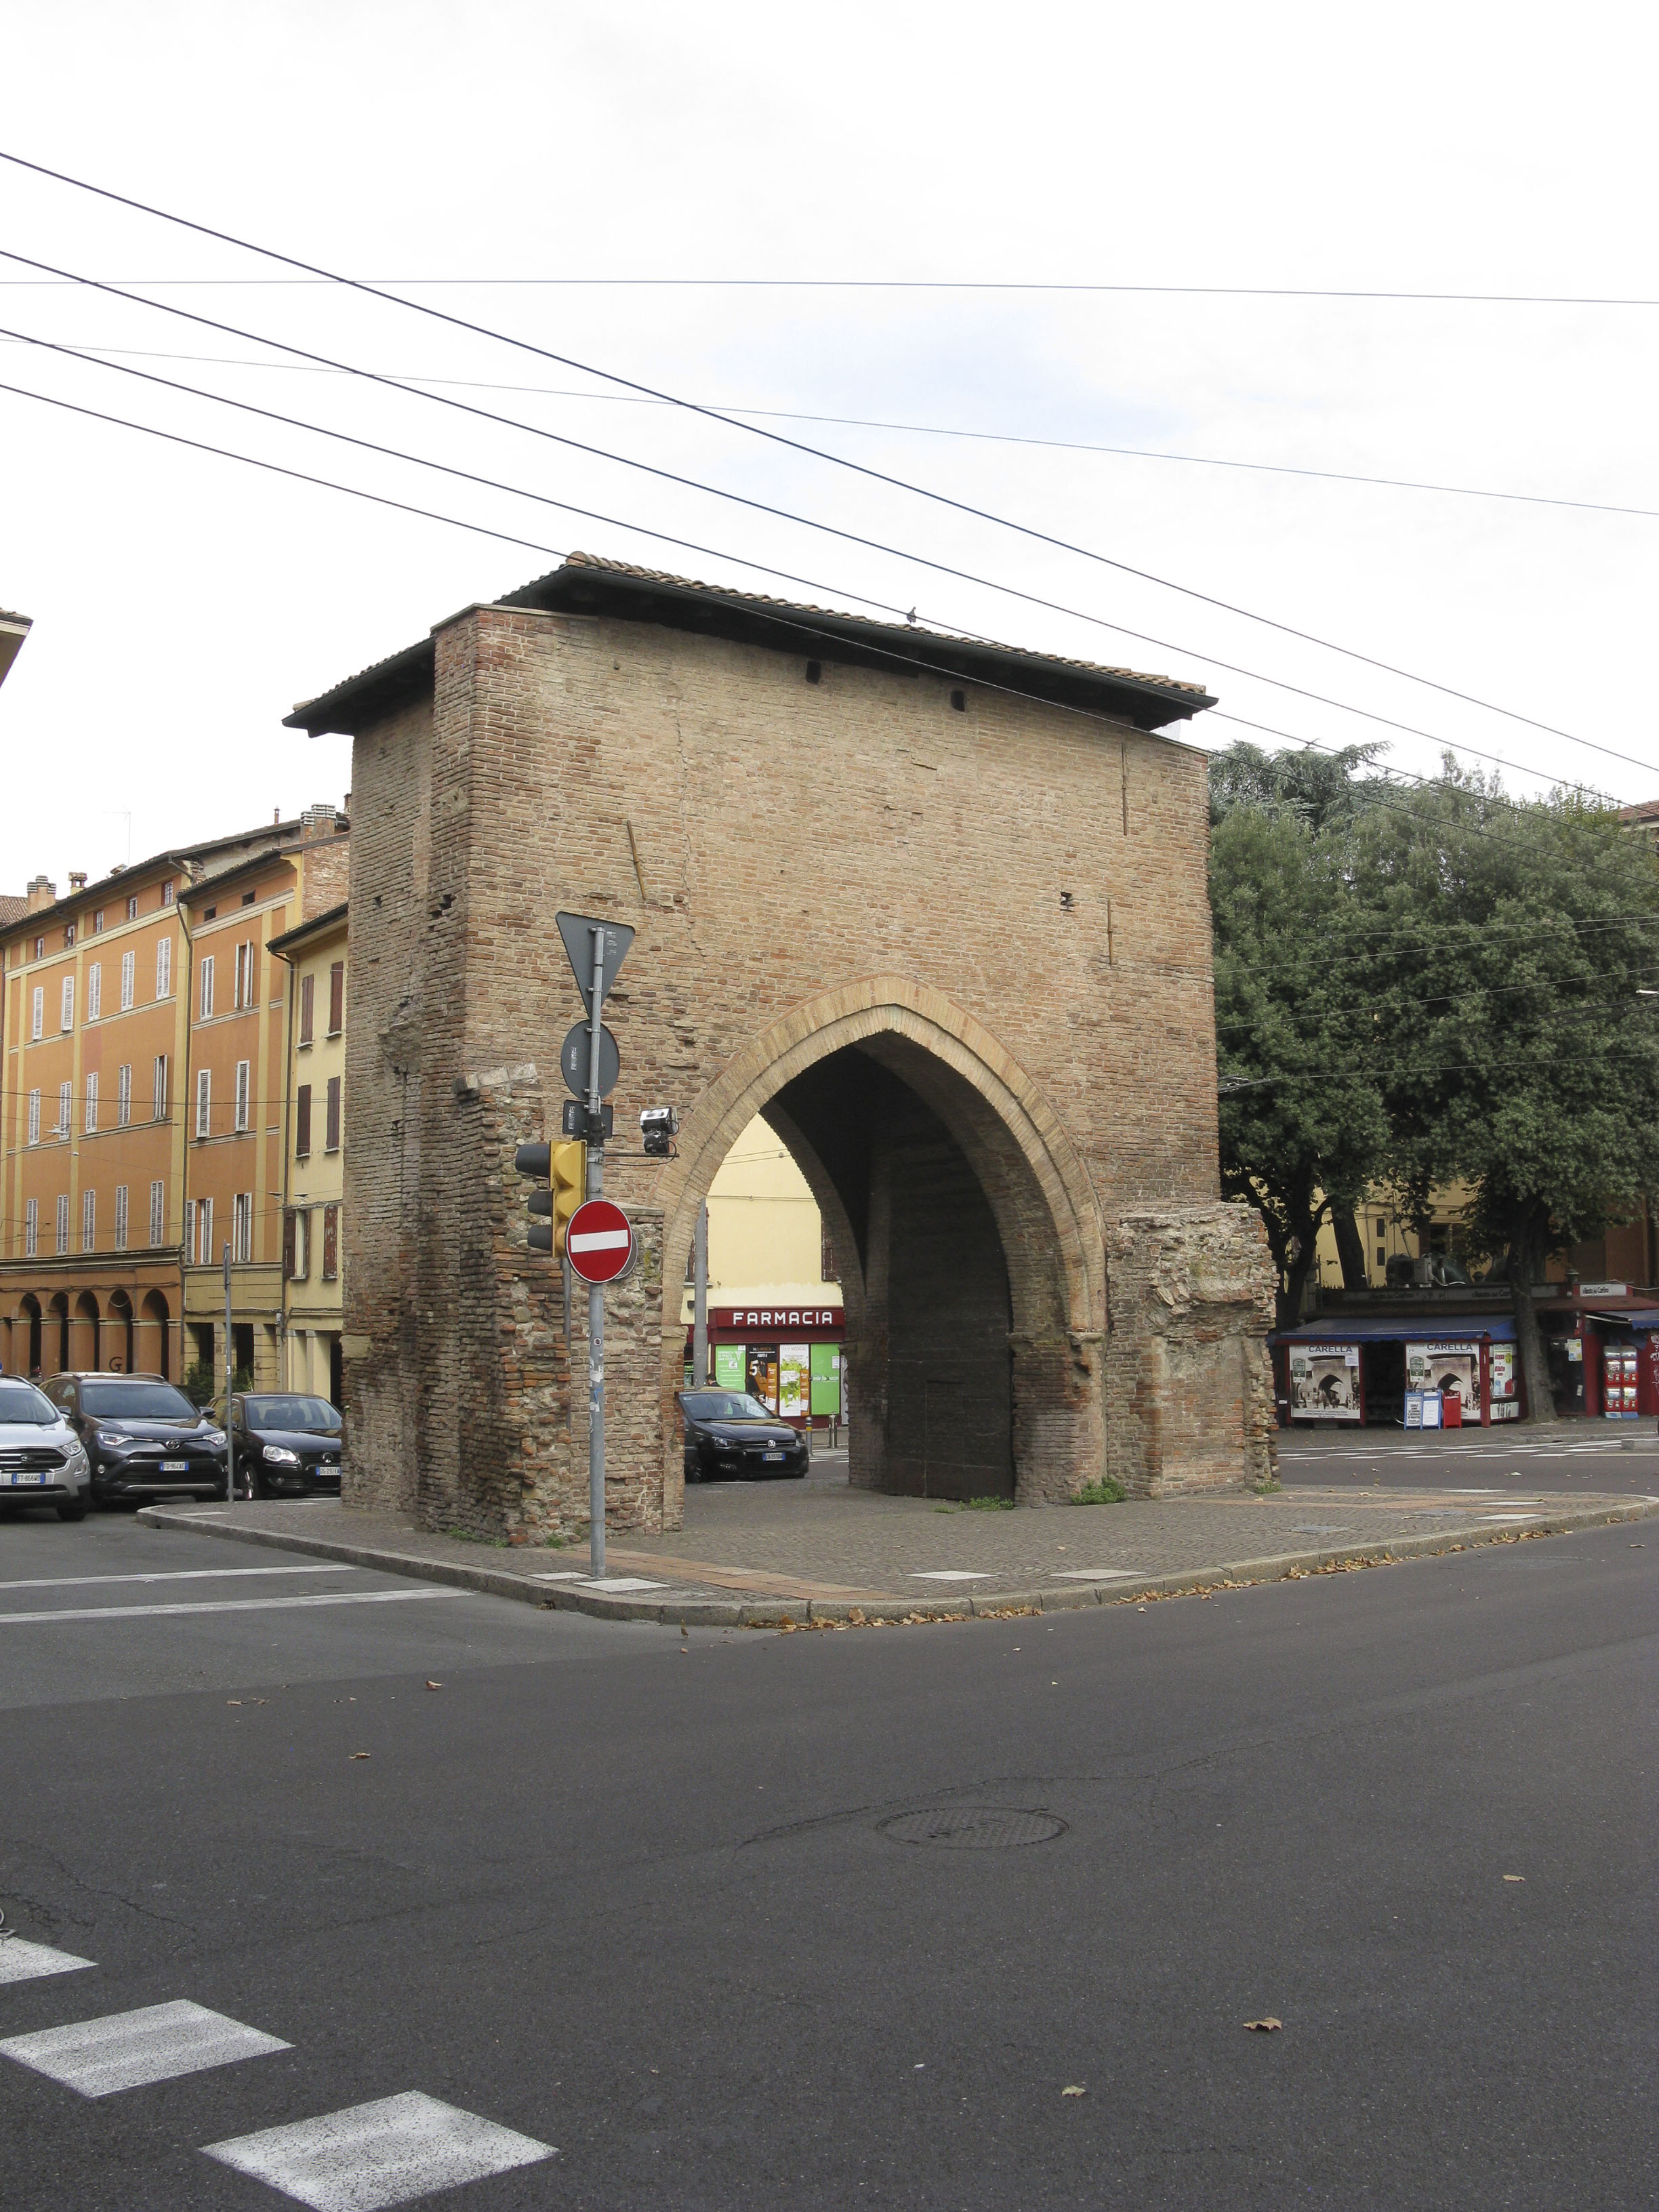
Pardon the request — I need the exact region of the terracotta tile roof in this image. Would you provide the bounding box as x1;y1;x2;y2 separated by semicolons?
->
0;895;26;927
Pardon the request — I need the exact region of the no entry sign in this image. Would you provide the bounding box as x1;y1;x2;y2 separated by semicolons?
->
565;1198;636;1285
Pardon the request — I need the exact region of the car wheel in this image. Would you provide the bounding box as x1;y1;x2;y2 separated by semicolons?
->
56;1501;88;1521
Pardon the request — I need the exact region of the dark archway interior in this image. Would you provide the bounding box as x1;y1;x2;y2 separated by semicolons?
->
767;1046;1015;1502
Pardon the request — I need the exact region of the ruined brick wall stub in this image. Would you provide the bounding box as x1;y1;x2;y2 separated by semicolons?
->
1103;1202;1279;1498
340;596;1265;1529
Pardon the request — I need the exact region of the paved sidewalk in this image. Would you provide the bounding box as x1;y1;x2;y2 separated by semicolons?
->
136;1455;1658;1627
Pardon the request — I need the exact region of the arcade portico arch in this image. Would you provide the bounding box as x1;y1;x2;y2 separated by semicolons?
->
291;551;1276;1538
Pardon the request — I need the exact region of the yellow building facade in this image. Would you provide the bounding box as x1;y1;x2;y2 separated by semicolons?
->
270;903;347;1402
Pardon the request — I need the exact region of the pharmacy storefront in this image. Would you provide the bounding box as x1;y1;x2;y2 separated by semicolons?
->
687;1305;845;1429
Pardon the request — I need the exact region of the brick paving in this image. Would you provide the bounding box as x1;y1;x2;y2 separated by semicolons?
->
138;1448;1657;1628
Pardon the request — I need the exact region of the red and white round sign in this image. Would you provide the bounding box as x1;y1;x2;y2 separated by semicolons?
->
565;1197;636;1285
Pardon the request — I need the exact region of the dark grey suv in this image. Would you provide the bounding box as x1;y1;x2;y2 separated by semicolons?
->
45;1373;228;1504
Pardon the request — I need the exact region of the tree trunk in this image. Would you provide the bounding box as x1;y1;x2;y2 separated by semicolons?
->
1509;1225;1558;1424
1332;1207;1370;1290
1276;1210;1322;1333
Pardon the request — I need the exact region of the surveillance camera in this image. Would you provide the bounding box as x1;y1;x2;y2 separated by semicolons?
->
640;1105;680;1157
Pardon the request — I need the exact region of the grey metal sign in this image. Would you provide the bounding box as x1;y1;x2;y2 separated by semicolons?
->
560;1021;619;1100
555;912;635;1015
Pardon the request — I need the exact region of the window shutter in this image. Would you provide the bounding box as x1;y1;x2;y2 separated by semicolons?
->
115;1185;129;1251
60;975;74;1030
150;1180;165;1248
200;955;214;1019
299;972;314;1044
234;1060;250;1132
87;963;101;1021
196;1067;211;1138
325;1076;342;1152
328;960;344;1035
155;936;171;998
323;1202;339;1280
295;1083;312;1158
283;1208;297;1278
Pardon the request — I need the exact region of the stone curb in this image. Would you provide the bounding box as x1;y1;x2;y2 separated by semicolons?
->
135;1496;1658;1629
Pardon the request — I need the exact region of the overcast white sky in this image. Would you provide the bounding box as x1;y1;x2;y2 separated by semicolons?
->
3;0;1655;894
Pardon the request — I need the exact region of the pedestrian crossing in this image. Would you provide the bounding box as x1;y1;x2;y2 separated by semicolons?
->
0;1937;554;2206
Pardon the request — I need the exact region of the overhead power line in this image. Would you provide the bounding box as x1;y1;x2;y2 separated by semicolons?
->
0;260;1641;810
3;334;1645;525
2;147;1650;782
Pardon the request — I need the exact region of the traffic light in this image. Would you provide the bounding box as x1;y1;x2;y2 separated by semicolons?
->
515;1139;586;1255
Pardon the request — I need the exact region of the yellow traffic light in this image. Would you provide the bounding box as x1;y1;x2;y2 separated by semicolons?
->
549;1141;586;1256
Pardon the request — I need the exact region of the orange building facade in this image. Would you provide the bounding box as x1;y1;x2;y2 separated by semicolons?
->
0;809;348;1385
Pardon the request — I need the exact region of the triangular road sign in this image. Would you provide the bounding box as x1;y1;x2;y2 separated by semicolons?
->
556;913;636;1015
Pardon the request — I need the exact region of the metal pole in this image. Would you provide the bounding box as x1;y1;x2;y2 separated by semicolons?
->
587;926;606;1581
693;1202;708;1386
222;1240;234;1504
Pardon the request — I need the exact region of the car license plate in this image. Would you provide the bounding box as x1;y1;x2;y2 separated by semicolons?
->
762;1450;785;1462
159;1459;189;1472
0;1471;47;1486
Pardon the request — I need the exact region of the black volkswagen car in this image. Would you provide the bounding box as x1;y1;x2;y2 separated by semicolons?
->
46;1372;228;1503
678;1389;810;1482
225;1393;344;1497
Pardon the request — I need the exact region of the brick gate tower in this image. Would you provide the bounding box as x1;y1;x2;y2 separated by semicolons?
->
286;554;1275;1539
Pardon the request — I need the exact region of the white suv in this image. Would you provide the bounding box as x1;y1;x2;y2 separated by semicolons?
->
0;1375;93;1521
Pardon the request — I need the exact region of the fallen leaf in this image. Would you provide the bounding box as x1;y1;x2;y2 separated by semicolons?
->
226;1700;242;1706
425;1680;443;1690
350;1752;371;1761
1242;2018;1282;2032
1503;1875;1525;1883
1061;2085;1087;2097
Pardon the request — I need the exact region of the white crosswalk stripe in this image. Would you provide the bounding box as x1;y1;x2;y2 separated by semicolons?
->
0;1938;95;1987
203;2091;556;2210
0;1999;289;2096
0;1565;357;1593
0;1589;462;1626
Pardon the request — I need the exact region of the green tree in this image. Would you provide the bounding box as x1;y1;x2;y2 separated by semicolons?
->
1211;762;1390;1329
1354;767;1659;1418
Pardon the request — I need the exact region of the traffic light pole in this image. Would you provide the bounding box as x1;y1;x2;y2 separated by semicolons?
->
586;926;607;1580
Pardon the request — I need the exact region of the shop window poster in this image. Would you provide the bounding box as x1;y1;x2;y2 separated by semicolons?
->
1406;1343;1480;1418
745;1345;780;1412
714;1344;746;1391
778;1345;809;1420
810;1343;842;1416
1288;1345;1361;1420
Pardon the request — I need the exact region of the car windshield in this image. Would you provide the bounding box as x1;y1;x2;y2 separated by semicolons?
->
81;1381;200;1420
682;1391;776;1423
243;1395;340;1434
0;1380;57;1427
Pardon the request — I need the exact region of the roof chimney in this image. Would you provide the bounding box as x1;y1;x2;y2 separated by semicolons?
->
68;872;88;894
25;874;56;913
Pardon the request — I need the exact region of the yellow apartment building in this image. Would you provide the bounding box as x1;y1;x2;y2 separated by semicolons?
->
270;901;347;1404
0;806;348;1385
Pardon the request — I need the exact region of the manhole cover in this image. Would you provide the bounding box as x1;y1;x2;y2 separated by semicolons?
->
878;1807;1067;1850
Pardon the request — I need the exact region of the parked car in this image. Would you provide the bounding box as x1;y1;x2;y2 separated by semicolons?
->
44;1372;227;1504
0;1374;93;1520
677;1389;810;1482
222;1392;344;1498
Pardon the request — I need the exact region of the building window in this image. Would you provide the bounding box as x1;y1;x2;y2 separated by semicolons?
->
126;894;138;922
64;921;76;949
60;975;74;1031
328;959;345;1037
195;1067;211;1139
81;1187;96;1253
26;1089;40;1146
285;1207;310;1281
322;1202;340;1281
121;949;135;1010
58;1080;72;1137
152;1055;168;1122
33;934;43;960
233;1191;253;1264
298;972;314;1046
199;955;215;1020
234;1059;250;1132
295;1082;312;1159
191;1195;213;1265
325;1076;342;1153
821;1229;838;1282
148;1179;165;1248
30;985;43;1040
234;941;255;1010
56;1193;69;1256
161;880;175;907
24;1197;37;1259
117;1063;132;1126
155;936;171;998
84;1071;98;1134
115;1184;129;1251
92;909;104;935
87;962;102;1021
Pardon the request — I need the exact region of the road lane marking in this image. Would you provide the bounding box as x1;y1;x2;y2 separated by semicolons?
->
0;2000;287;2096
1052;1568;1139;1580
0;1565;359;1593
204;2090;554;2210
908;1570;992;1582
0;1589;462;1625
0;1939;95;1988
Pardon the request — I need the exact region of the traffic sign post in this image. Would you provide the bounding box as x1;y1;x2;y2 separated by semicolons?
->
565;1200;636;1284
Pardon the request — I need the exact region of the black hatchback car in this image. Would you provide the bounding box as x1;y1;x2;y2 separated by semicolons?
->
224;1393;344;1497
678;1389;810;1482
45;1372;228;1503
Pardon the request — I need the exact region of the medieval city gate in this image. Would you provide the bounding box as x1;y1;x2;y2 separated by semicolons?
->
288;553;1275;1538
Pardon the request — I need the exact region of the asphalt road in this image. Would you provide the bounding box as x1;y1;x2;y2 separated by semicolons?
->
0;1508;1653;2210
1281;1425;1659;1496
